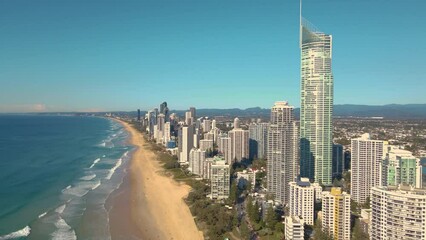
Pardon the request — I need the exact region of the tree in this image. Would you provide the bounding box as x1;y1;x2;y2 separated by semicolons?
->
352;219;369;240
265;205;278;230
228;181;238;204
313;219;333;240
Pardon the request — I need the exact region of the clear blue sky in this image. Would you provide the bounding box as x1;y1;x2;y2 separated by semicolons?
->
1;0;425;112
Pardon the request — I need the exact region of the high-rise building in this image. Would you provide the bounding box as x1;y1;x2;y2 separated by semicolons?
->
228;121;249;162
185;111;193;126
178;126;194;163
156;114;165;143
210;159;230;200
159;102;169;122
289;178;318;225
137;109;141;121
163;122;171;146
371;185;426;240
204;132;214;141
332;144;344;178
160;102;167;114
202;119;212;133
249;122;269;160
383;149;422;188
267;101;298;204
190;107;196;120
300;11;334;185
200;139;214;152
322;188;351;240
351;133;385;204
189;148;206;176
219;136;232;165
233;117;240;129
285;216;305;240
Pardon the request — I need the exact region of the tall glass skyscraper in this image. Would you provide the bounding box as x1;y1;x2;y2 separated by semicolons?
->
300;12;334;185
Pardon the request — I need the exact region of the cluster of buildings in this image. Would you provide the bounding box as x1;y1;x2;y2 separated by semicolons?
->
142;104;251;200
135;5;425;240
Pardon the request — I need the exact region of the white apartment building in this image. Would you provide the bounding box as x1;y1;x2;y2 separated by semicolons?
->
285;216;305;240
289;178;316;225
351;133;385;204
210;159;230;200
371;185;426;240
189;148;206;176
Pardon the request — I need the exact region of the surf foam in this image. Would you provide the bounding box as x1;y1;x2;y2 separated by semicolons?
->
0;226;31;240
105;158;122;180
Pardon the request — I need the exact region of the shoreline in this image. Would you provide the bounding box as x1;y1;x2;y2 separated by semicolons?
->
108;119;203;239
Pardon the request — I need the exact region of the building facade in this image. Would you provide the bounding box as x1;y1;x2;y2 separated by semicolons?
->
289;178;316;225
178;125;194;163
300;17;334;185
285;216;305;240
351;133;385;204
322;188;351;240
249;122;269;160
228;125;249;162
210;159;230;200
219;136;232;165
371;185;426;240
189;148;206;176
267;101;298;204
383;149;422;188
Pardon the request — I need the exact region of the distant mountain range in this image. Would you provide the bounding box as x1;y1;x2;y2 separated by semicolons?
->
172;104;426;120
22;104;426;120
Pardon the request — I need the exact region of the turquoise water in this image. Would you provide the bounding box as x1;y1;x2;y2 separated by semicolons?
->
0;115;132;239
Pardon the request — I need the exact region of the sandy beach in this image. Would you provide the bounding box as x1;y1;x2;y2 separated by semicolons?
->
109;120;203;240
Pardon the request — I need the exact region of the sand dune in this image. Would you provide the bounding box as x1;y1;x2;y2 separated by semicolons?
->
121;120;204;240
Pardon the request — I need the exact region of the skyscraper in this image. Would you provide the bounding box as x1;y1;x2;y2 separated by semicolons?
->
219;136;232;165
189;107;196;120
249;122;269;160
300;5;334;185
332;144;344;178
137;109;141;121
351;133;385;204
228;119;249;163
179;125;194;163
267;101;299;204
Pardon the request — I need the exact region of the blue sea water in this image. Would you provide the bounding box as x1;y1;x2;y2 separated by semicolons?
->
0;115;132;240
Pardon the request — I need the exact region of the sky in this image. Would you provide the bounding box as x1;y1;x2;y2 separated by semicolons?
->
0;0;425;112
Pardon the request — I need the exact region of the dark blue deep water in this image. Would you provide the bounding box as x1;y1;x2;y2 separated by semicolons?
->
0;115;131;239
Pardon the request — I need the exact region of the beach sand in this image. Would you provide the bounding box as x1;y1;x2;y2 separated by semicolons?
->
109;120;203;240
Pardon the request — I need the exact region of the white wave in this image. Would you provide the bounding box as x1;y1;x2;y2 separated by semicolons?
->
124;151;128;157
55;204;66;214
102;155;106;158
0;226;31;240
89;158;101;169
61;185;72;193
62;180;101;198
38;211;48;218
80;174;96;181
106;158;122;180
52;217;76;240
91;180;101;190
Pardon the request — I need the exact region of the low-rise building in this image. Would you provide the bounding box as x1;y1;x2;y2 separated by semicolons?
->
285;216;305;240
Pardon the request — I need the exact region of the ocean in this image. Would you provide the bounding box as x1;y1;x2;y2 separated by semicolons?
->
0;115;132;240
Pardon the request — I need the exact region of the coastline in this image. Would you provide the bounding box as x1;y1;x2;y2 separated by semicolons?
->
108;119;203;239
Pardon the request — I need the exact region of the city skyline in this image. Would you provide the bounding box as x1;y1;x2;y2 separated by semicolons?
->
1;0;426;112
